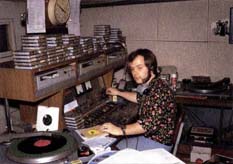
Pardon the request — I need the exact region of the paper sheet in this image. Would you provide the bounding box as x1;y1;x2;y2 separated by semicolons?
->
67;0;80;36
27;0;46;33
99;148;185;164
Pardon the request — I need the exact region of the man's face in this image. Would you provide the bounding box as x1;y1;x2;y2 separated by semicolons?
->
128;55;150;84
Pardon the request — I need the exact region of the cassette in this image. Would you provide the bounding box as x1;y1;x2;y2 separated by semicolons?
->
22;39;46;43
22;34;46;38
14;61;40;67
22;43;47;47
14;57;46;63
22;46;47;51
15;65;38;70
13;54;46;60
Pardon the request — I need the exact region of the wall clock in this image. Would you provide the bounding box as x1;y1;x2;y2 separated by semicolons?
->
47;0;70;26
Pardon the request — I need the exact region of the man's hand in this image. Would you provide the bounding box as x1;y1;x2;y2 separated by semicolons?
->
106;87;120;96
100;122;122;136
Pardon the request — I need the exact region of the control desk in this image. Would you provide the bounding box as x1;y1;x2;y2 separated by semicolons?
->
0;49;126;130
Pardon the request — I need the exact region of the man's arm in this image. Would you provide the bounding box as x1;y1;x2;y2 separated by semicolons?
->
101;122;145;136
106;87;137;103
124;122;146;135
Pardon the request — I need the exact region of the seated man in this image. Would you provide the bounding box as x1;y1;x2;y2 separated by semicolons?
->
100;48;177;151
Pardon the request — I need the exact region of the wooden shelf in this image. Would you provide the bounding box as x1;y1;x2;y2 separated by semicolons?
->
0;59;77;102
80;0;190;8
0;52;126;130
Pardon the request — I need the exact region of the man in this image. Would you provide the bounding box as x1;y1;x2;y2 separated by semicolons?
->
100;48;177;151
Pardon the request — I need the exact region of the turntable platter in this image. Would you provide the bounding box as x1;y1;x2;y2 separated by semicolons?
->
187;77;230;94
188;83;227;94
6;132;78;164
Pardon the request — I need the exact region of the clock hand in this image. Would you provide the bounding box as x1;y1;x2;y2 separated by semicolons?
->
57;3;66;13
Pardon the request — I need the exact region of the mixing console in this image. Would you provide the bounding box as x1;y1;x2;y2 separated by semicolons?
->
64;101;138;130
84;102;119;127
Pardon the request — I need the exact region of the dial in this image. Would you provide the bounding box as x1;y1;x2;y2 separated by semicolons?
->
48;0;70;25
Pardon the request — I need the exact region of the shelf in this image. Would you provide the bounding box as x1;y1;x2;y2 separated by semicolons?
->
81;0;191;8
0;60;77;102
0;52;126;102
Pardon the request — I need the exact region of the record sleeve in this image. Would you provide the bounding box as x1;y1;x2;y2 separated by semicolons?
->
76;125;108;141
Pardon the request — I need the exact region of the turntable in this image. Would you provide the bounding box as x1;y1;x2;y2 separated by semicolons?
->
187;77;230;94
6;132;78;164
179;77;232;99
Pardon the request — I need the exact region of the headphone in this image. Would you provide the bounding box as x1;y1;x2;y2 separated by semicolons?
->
136;83;150;95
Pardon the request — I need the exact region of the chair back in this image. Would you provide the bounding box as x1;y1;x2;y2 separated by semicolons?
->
171;111;185;156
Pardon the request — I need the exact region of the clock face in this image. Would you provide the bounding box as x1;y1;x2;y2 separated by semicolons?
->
48;0;70;25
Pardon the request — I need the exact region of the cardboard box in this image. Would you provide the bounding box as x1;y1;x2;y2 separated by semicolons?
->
190;146;212;162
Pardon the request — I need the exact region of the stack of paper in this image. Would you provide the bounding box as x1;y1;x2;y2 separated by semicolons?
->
75;125;117;154
98;148;185;164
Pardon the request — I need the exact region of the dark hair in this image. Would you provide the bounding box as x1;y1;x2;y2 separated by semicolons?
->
127;48;159;76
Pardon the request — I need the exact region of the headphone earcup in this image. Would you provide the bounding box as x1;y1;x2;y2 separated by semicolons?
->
137;84;149;95
142;88;150;95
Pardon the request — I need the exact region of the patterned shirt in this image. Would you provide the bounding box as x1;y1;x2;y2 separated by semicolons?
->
137;77;177;145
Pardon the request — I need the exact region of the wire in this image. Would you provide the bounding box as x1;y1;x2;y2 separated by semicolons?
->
121;126;128;148
135;136;139;150
125;135;128;148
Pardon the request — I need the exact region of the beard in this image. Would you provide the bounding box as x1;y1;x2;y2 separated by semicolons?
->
142;70;151;84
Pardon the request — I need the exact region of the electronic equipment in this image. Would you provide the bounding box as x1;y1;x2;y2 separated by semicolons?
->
78;57;106;76
178;77;232;99
35;64;76;97
136;83;150;95
187;77;230;94
64;101;138;131
185;77;230;96
189;126;215;145
6;132;78;164
0;132;52;144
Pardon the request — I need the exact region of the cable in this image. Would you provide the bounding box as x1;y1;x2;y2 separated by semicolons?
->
121;125;128;148
135;136;139;150
125;134;128;148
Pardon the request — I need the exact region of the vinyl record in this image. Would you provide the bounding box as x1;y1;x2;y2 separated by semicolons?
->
7;132;77;164
187;83;228;94
18;134;66;154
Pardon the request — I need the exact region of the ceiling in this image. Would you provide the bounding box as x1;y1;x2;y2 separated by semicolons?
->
80;0;191;8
